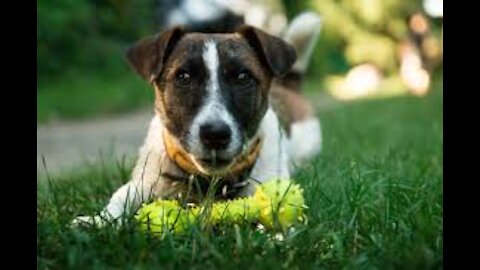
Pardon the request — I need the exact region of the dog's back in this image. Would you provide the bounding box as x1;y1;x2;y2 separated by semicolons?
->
265;12;323;167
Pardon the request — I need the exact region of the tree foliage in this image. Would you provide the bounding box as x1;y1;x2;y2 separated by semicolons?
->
37;0;156;82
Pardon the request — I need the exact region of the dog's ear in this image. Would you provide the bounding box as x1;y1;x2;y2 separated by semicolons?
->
126;27;184;83
237;25;297;77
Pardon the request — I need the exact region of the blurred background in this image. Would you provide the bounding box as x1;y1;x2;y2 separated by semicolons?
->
37;0;443;176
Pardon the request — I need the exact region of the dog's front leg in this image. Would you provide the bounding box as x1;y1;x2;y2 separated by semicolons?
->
72;116;169;228
72;149;165;228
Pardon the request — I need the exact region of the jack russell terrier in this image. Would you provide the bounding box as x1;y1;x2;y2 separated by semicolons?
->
73;12;322;227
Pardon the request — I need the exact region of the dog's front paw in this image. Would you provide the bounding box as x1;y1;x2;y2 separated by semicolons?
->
71;215;105;228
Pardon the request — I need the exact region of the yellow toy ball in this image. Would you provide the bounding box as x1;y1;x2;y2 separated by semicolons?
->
209;197;259;224
135;200;196;235
253;179;306;229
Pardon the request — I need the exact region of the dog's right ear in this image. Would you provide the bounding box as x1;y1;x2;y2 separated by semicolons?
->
126;27;184;84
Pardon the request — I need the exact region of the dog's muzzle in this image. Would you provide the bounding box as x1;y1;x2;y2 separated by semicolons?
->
163;129;262;176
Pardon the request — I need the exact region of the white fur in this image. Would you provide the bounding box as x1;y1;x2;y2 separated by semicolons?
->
183;0;224;22
283;12;322;73
286;118;322;169
167;10;189;26
186;41;241;172
250;108;290;181
238;107;291;196
167;0;227;27
72;115;170;226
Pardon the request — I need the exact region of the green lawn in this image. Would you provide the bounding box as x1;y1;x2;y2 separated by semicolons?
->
37;84;443;269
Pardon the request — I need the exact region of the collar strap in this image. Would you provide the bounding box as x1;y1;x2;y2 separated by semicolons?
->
163;129;262;177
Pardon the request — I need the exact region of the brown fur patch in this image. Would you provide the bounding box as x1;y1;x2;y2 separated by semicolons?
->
269;81;314;135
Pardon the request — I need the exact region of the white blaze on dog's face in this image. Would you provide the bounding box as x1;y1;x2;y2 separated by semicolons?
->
185;40;241;172
126;26;296;174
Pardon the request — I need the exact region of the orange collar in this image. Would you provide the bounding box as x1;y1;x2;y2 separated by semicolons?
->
163;129;262;177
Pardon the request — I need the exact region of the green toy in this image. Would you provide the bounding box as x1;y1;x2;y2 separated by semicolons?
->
135;179;307;236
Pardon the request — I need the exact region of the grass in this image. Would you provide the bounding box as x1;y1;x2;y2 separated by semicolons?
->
37;83;443;269
37;68;154;123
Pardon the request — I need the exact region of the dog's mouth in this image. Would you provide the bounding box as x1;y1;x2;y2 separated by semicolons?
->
197;150;233;168
198;157;232;168
179;136;262;176
190;149;237;174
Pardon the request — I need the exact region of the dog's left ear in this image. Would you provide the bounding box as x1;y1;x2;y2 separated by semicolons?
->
237;25;297;77
125;26;184;83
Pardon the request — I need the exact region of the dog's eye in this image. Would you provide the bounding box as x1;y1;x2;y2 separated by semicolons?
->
175;71;191;86
237;72;250;81
236;71;254;86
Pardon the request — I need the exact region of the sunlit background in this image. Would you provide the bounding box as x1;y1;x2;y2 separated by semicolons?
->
37;0;443;175
38;0;442;119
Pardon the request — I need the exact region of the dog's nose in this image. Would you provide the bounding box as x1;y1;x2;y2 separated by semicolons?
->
199;121;231;150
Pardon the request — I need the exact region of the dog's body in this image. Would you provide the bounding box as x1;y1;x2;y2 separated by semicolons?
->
73;12;322;226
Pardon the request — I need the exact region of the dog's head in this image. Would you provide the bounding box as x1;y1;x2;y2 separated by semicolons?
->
126;26;296;174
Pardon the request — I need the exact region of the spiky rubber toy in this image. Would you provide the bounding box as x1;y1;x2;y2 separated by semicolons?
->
135;179;307;236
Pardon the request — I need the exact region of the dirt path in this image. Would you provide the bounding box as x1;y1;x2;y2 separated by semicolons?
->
37;108;154;178
37;92;339;178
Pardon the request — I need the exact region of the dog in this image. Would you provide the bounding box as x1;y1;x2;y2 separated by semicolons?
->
72;12;322;227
